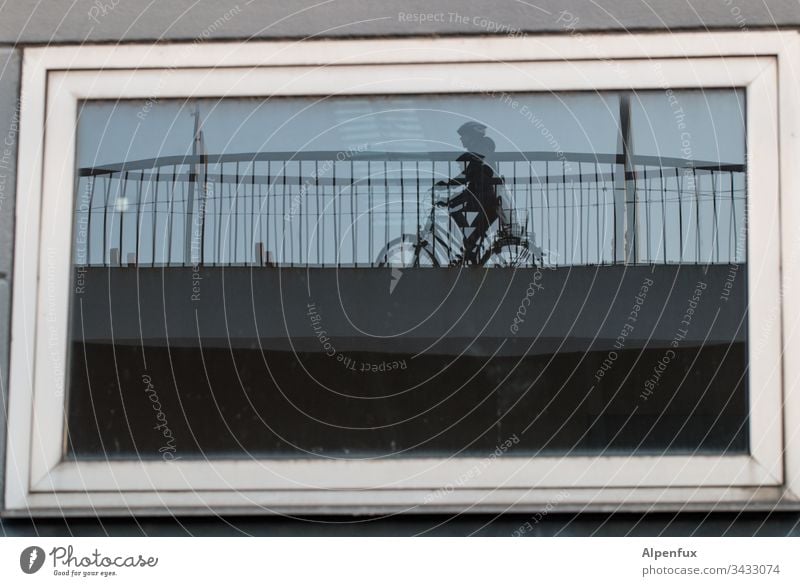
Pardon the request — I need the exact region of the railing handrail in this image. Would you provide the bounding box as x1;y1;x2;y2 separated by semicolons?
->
78;150;746;176
73;149;747;268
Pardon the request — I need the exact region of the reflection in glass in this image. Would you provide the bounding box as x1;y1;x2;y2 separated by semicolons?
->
66;91;748;460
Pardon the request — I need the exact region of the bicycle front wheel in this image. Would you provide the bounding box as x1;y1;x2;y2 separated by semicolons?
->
376;234;439;267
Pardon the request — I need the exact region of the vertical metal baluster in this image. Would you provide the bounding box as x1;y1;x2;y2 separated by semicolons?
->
561;161;580;264
152;168;159;266
333;159;338;268
538;165;544;264
712;170;719;263
446;161;452;262
119;171;129;265
694;168;701;265
593;163;600;265
234;175;239;264
83;175;97;266
216;163;223;265
643;166;650;264
560;162;565;265
512;161;517;232
368;161;373;267
656;168;663;262
604;163;612;265
660;167;666;264
578;162;584;264
270;161;277;266
415;161;420;265
431;161;436;264
545;161;552;266
300;160;306;266
79;176;90;266
676;168;684;263
527;163;533;263
227;164;233;264
730;169;737;262
217;176;225;266
244;162;250;266
351;159;356;267
252;162;257;266
102;174;112;266
568;163;575;264
633;164;640;263
230;165;235;264
611;163;617;264
248;161;254;265
245;163;250;265
243;162;248;265
260;181;266;265
400;161;405;264
283;161;288;267
234;161;241;265
167;166;176;266
230;161;242;266
180;179;187;266
200;160;208;266
727;172;733;262
272;161;279;266
85;175;95;266
134;171;144;266
315;161;321;266
260;161;271;267
384;160;389;264
290;160;296;267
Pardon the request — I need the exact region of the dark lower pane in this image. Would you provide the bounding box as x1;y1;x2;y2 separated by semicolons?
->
65;265;748;459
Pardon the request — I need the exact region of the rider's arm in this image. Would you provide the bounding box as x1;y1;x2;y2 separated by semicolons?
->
435;172;466;208
435;176;466;187
446;189;469;208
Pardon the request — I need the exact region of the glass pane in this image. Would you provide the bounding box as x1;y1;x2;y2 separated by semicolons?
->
66;90;747;460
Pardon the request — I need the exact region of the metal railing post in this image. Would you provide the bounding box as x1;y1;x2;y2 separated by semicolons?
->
615;94;638;264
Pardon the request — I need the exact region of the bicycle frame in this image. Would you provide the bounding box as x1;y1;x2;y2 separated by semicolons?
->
414;204;460;265
380;188;535;267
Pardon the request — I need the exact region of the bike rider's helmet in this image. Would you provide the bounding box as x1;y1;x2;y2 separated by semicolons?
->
457;121;487;139
473;136;495;157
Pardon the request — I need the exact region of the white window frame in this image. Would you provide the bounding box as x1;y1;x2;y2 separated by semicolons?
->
5;31;800;515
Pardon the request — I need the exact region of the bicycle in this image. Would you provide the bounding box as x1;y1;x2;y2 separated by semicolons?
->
376;188;539;268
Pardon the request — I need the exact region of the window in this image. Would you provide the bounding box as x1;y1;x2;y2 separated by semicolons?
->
67;89;748;460
6;33;797;514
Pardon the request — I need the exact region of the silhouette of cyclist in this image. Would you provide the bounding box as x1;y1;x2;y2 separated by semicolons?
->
435;121;505;265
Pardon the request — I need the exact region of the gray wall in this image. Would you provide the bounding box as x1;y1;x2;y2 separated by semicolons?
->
0;46;19;532
0;0;799;44
1;0;799;536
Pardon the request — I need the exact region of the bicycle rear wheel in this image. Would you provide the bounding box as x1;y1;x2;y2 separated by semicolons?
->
482;238;535;268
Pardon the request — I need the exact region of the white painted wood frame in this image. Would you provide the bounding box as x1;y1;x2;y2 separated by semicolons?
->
5;31;800;515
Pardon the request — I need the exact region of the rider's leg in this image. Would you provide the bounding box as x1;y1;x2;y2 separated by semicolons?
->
447;209;469;265
449;209;469;228
463;217;488;264
463;209;499;264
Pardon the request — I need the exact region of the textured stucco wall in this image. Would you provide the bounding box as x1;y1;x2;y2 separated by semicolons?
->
0;0;798;44
1;0;799;535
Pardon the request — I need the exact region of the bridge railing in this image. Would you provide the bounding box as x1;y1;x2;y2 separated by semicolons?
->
73;151;746;268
